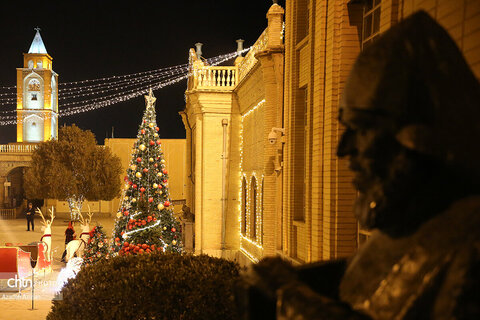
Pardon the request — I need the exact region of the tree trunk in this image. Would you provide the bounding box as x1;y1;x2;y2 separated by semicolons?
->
67;195;85;221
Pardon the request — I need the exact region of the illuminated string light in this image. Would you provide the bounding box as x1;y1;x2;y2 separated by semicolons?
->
58;64;189;87
0;48;251;125
58;69;187;98
0;52;239;107
239;247;259;263
239;99;265;256
0;85;16;90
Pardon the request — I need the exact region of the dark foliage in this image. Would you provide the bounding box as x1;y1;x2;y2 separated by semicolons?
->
48;253;241;320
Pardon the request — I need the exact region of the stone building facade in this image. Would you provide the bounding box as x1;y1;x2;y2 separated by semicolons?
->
182;0;480;265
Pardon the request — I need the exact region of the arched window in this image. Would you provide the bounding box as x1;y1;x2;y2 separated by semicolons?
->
251;176;257;240
241;177;247;236
28;79;41;102
261;178;264;244
24;74;43;110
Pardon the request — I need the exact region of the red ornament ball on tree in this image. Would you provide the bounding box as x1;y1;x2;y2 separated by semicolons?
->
162;169;168;174
140;187;145;193
149;140;155;146
164;201;170;207
141;129;145;134
171;227;176;232
155;127;159;132
156;139;161;145
143;168;148;173
136;157;142;163
154;163;158;168
148;197;153;203
132;184;137;189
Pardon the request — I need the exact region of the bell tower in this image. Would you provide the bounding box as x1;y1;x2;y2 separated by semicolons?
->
16;28;58;143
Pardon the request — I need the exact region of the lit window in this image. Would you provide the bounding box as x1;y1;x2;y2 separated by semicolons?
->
31;93;37;101
362;0;381;49
241;177;247;236
260;178;264;244
251;176;257;240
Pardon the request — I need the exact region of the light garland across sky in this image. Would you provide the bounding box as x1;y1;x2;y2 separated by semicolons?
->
0;47;251;125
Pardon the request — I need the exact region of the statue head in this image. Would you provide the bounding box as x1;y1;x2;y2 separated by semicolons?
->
338;11;480;234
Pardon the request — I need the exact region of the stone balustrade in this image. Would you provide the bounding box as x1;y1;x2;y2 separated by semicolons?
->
237;29;268;82
0;144;37;153
195;66;237;90
0;208;16;219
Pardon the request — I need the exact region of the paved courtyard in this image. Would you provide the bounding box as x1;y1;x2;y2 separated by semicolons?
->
0;214;116;320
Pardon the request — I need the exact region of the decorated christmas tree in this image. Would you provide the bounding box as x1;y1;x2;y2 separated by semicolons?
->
83;225;109;266
112;89;182;255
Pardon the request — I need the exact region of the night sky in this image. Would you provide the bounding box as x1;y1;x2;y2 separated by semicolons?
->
0;0;283;144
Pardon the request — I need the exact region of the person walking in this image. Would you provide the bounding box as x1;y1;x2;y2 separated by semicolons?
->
25;202;35;231
61;221;76;262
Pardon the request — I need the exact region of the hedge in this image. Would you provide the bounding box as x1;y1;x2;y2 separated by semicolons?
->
48;253;240;320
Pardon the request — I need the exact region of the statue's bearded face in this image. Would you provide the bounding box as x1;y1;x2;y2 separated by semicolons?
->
337;106;422;231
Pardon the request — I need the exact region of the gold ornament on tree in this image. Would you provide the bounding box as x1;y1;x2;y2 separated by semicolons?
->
139;144;146;151
136;172;142;178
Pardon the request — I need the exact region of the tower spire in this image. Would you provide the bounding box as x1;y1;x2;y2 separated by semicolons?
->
28;28;48;54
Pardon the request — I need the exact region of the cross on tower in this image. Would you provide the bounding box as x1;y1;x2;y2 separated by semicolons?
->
34;27;41;32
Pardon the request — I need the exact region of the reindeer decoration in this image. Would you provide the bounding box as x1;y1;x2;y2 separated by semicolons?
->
64;206;94;262
36;206;55;262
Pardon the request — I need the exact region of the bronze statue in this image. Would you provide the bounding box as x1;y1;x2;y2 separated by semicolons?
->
237;11;480;319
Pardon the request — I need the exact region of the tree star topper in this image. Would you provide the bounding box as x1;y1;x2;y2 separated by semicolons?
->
145;88;156;107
